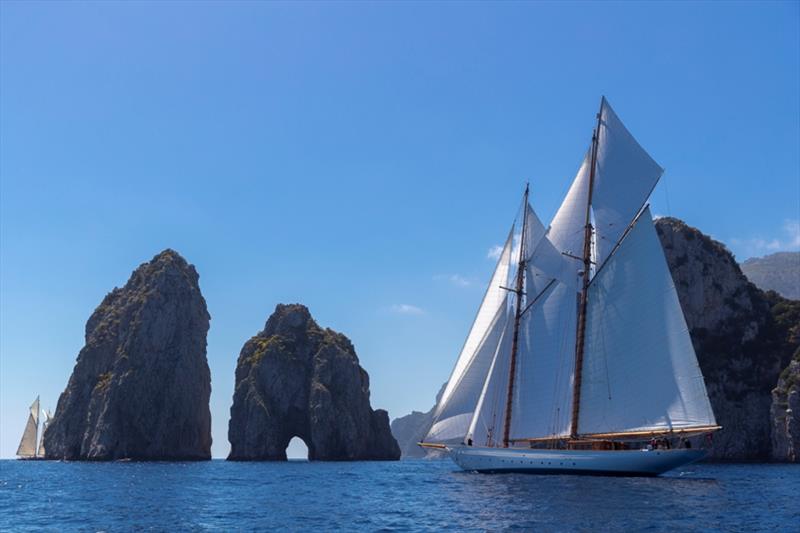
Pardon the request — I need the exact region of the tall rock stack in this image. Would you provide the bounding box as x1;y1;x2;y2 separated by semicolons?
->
44;250;212;460
228;304;400;461
655;218;799;461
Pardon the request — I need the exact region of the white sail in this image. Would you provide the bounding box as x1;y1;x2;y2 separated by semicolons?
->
16;397;40;458
591;99;664;268
466;311;514;446
509;277;577;440
548;149;592;258
578;207;716;435
38;409;52;457
426;229;515;443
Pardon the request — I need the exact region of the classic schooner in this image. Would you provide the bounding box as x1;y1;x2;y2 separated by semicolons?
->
419;98;720;476
16;396;51;460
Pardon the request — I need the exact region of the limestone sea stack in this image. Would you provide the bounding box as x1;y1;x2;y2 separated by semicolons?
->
228;304;400;461
44;250;212;460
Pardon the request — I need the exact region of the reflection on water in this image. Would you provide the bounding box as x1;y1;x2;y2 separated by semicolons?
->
0;460;797;531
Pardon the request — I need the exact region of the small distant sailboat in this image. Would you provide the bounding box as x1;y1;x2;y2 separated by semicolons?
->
420;98;720;476
17;396;51;460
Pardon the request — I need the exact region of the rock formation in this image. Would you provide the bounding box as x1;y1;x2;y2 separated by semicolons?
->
228;304;400;461
741;252;800;300
771;351;800;462
655;217;799;461
393;217;800;461
390;384;445;459
44;250;212;460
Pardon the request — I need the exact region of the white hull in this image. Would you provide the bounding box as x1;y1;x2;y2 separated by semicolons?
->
449;445;705;477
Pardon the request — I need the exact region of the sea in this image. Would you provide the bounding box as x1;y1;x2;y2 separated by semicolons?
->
1;460;798;532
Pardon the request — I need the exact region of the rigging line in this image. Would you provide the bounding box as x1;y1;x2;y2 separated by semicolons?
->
519;278;558;318
587;204;651;290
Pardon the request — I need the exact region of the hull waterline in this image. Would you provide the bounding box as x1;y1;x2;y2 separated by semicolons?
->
449;445;706;477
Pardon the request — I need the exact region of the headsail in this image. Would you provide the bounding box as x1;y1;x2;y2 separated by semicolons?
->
16;396;40;458
577;207;716;435
425;228;515;443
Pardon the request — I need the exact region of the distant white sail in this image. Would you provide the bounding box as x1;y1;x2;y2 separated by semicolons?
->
37;409;52;457
578;208;716;435
426;229;515;443
591;99;664;267
16;397;40;458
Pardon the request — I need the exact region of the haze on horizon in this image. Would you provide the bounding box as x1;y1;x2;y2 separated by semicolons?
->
1;1;798;458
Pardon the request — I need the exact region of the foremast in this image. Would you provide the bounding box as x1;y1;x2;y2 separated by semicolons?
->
501;184;529;448
570;97;605;440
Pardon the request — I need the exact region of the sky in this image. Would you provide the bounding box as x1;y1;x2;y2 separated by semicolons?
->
1;1;798;459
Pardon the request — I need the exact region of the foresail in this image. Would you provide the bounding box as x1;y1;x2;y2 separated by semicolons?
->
425;229;515;443
466;311;514;446
591;99;664;268
38;410;52;457
577;207;716;435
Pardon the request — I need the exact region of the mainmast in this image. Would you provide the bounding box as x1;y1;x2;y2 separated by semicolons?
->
502;184;529;448
570;97;604;440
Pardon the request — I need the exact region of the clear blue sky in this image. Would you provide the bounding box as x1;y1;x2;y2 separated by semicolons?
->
1;1;798;458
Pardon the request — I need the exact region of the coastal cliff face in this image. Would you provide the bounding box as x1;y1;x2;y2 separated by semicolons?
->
655;217;799;461
393;218;800;461
771;353;800;462
228;304;400;461
390;384;445;459
44;250;212;460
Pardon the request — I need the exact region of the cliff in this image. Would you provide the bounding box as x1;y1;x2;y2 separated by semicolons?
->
44;250;212;460
227;304;400;461
741;252;800;300
771;350;800;462
654;218;798;460
390;384;446;459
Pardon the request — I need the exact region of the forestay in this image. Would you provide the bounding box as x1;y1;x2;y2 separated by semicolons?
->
425;229;514;443
577;207;716;435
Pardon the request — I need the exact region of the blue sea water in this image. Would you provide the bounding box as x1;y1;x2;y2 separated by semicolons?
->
1;459;798;532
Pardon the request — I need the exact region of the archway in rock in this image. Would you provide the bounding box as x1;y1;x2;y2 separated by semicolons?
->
286;436;309;460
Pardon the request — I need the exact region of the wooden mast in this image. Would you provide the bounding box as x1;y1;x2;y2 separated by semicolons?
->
502;184;529;448
569;97;605;440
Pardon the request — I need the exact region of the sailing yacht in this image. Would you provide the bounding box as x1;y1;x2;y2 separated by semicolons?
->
16;396;51;460
419;98;720;476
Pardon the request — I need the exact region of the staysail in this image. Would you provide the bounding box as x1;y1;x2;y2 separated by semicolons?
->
425;229;514;443
577;207;717;435
16;396;40;458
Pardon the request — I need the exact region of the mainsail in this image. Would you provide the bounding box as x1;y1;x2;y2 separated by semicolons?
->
423;97;717;449
16;396;40;458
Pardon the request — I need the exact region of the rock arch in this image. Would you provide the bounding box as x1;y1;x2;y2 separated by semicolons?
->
227;304;400;461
